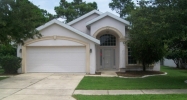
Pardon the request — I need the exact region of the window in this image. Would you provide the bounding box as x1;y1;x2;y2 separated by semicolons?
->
100;34;116;46
128;46;137;64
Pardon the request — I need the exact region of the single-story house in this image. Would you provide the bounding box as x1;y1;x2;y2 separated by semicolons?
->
163;58;187;68
17;10;160;74
163;58;176;67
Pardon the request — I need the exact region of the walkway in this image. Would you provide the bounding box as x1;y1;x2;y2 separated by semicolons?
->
74;89;187;95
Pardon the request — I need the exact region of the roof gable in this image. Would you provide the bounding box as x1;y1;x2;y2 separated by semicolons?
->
86;12;130;27
36;19;100;44
67;10;102;25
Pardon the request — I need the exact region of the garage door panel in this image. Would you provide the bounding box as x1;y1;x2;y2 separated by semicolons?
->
26;46;86;72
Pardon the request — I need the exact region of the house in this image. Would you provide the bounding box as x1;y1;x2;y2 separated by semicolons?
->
17;10;160;74
163;58;187;68
163;58;176;67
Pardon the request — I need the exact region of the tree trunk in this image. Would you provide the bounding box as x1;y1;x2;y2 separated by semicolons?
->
142;62;146;71
181;59;186;69
176;63;179;68
173;59;179;68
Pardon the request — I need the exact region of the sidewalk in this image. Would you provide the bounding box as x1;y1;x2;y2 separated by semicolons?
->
74;89;187;95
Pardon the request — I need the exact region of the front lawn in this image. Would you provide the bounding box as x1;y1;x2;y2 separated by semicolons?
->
76;66;187;90
73;94;187;100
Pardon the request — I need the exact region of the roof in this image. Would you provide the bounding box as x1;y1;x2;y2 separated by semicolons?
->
86;12;130;27
36;19;100;44
67;10;102;25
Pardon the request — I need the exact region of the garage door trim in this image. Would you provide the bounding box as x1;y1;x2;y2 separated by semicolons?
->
22;36;90;73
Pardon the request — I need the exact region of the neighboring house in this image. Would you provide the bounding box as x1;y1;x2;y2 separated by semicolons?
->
17;10;160;74
163;58;176;67
163;58;187;68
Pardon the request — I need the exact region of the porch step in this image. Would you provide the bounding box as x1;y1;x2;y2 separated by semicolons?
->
101;71;118;76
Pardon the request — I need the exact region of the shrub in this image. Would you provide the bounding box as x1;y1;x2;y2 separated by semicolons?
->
0;56;21;74
0;44;16;56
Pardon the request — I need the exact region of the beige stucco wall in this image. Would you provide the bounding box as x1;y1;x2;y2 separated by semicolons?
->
27;40;84;46
90;16;126;37
153;61;160;71
17;44;22;57
119;42;126;68
89;17;126;69
71;13;100;35
18;23;98;74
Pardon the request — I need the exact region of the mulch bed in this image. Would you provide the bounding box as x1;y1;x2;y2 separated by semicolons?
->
0;73;20;76
116;71;165;77
95;72;101;75
87;72;101;75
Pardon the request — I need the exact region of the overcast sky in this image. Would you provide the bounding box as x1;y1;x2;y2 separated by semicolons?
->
28;0;119;16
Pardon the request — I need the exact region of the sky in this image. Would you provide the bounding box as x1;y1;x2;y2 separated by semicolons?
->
28;0;119;16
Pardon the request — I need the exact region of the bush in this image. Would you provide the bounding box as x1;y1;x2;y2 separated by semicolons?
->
0;44;16;56
0;56;21;74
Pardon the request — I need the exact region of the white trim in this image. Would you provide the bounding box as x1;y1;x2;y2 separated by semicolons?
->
36;19;100;44
119;72;167;78
86;12;130;26
67;10;102;25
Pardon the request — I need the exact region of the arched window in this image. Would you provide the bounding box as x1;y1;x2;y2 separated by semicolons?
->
100;34;116;46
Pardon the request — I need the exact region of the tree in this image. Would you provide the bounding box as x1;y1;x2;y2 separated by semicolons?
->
154;0;187;68
109;0;135;18
40;9;55;22
166;38;187;68
110;0;187;70
127;1;166;71
0;44;16;56
128;35;165;71
55;0;98;23
0;0;53;45
128;8;165;71
165;50;181;68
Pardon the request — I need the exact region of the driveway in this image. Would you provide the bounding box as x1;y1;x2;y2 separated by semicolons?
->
0;73;85;100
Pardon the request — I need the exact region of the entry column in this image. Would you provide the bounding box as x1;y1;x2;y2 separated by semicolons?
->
119;41;125;69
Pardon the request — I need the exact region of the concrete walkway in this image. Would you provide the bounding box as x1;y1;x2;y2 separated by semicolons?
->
74;89;187;95
0;73;85;100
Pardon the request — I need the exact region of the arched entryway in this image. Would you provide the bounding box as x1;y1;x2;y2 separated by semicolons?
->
95;27;124;71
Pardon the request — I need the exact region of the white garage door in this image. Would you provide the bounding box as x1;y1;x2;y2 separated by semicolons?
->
26;46;86;72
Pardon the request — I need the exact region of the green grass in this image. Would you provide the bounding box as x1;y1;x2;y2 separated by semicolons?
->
76;66;187;90
73;94;187;100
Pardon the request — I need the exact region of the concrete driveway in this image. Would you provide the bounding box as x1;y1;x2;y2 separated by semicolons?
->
0;73;85;100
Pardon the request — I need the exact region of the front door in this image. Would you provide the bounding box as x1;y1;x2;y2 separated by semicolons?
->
103;49;113;69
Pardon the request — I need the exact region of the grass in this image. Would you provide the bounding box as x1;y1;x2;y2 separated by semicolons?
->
73;94;187;100
76;66;187;90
